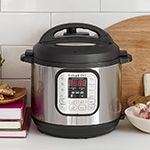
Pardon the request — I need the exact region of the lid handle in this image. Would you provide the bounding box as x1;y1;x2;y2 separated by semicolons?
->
39;23;113;43
120;50;132;64
20;50;33;64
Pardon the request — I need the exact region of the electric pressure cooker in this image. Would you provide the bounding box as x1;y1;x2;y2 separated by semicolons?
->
21;23;132;138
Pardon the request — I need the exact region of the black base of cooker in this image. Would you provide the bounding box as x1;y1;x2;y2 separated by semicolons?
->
33;117;120;138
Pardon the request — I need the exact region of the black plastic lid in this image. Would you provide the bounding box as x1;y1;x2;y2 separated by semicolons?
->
21;23;132;68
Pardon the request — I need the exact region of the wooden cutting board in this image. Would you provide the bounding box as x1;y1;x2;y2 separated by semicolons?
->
105;16;150;110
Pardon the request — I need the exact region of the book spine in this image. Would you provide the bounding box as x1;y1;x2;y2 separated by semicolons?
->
0;108;31;138
21;96;26;120
0;96;26;120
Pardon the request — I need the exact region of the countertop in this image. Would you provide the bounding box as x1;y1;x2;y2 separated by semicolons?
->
0;118;149;150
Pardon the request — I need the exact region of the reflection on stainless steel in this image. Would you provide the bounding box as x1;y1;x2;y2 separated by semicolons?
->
32;64;121;126
56;43;96;46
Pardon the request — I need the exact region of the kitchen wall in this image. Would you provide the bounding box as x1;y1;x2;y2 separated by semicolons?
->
0;0;150;104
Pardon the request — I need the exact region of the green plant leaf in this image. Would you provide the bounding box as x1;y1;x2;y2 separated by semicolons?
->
0;54;5;67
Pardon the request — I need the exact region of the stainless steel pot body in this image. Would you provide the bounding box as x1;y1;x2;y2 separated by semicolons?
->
32;64;121;126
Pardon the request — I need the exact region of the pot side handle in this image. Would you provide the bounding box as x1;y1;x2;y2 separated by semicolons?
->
119;50;132;64
21;50;33;64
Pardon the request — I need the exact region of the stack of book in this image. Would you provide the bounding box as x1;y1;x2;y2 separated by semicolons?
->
0;97;31;138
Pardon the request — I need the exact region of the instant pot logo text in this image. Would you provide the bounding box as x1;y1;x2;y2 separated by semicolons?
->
68;73;86;78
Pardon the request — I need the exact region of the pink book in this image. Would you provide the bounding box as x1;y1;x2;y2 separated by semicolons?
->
0;97;26;120
0;107;31;138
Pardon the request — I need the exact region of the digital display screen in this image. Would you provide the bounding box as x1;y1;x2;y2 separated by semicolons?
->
68;78;87;98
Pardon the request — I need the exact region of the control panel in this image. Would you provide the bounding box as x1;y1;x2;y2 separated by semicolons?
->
56;70;99;115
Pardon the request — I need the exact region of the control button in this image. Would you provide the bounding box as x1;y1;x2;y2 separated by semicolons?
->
71;91;75;94
89;90;95;96
89;77;94;81
89;78;95;84
80;91;84;94
70;100;79;106
70;94;73;98
76;91;80;94
88;104;96;111
60;82;65;86
78;104;86;111
60;75;65;80
72;87;76;90
89;84;95;90
69;105;77;111
60;77;65;80
79;100;85;104
88;99;96;105
59;104;67;111
59;98;66;105
59;94;64;98
89;95;95;99
60;88;65;92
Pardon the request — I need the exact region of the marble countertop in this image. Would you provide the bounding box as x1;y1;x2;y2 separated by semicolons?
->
0;118;149;150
